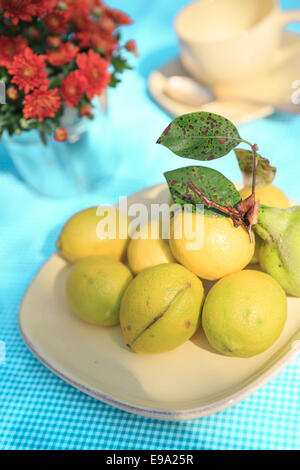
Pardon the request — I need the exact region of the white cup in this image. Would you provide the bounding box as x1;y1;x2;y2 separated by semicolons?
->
174;0;300;87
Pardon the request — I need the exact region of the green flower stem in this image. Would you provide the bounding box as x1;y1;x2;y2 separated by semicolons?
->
39;129;48;146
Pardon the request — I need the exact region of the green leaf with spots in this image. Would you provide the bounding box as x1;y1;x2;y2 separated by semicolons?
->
157;112;241;160
235;149;276;187
164;166;242;217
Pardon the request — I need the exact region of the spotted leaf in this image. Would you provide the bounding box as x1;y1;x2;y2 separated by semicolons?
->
165;166;242;217
157;112;241;160
235;149;276;188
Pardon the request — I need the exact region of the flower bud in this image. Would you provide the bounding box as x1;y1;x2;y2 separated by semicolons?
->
7;87;18;100
125;40;139;57
54;127;68;142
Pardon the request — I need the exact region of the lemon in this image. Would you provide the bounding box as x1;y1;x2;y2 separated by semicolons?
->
120;263;204;354
240;184;290;209
202;270;287;357
127;219;175;274
56;206;130;263
256;205;300;297
66;256;133;326
169;211;255;281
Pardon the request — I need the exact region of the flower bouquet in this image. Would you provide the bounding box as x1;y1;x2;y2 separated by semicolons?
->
0;0;137;196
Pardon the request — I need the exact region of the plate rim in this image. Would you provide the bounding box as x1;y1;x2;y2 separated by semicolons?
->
18;183;300;421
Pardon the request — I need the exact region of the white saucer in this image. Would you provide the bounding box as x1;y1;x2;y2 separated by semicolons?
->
148;31;300;125
19;183;300;421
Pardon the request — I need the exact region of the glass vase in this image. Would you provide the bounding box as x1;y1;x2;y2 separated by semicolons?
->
2;95;118;198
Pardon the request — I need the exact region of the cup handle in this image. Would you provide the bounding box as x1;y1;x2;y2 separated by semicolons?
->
274;9;300;67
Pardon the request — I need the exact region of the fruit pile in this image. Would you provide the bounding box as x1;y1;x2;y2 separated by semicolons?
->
56;111;299;358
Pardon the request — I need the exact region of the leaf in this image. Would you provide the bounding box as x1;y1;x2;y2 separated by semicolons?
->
164;166;242;217
246;200;260;226
109;75;121;88
49;75;64;89
111;55;132;73
235;149;276;187
157;112;241;161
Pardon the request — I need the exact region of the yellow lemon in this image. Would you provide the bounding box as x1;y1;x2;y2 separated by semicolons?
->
127;219;175;274
202;270;287;357
169;211;255;281
66;256;133;326
56;206;130;263
120;263;204;354
240;184;290;209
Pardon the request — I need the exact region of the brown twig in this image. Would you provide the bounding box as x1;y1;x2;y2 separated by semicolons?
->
187;178;261;243
188;179;249;232
187;139;260;244
251;143;258;198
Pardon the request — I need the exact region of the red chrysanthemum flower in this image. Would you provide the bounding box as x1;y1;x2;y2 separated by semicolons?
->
76;49;111;99
87;0;103;7
45;10;68;34
31;0;57;16
75;29;118;57
7;87;18;100
0;0;56;23
0;0;36;24
8;48;49;94
64;0;90;16
107;8;133;25
99;11;116;33
47;36;62;49
69;14;88;32
23;87;61;122
54;127;68;142
78;105;93;117
28;26;40;41
60;70;87;107
0;35;28;68
47;42;79;66
74;18;118;57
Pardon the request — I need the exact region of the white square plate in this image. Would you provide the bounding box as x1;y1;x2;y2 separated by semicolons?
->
19;183;300;420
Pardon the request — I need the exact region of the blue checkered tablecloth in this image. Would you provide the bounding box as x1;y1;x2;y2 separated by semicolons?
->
0;0;300;450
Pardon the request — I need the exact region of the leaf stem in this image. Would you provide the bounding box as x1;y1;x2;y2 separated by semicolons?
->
240;139;258;199
251;143;258;198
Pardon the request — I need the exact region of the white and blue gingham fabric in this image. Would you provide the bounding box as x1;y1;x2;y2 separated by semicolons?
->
0;0;300;450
